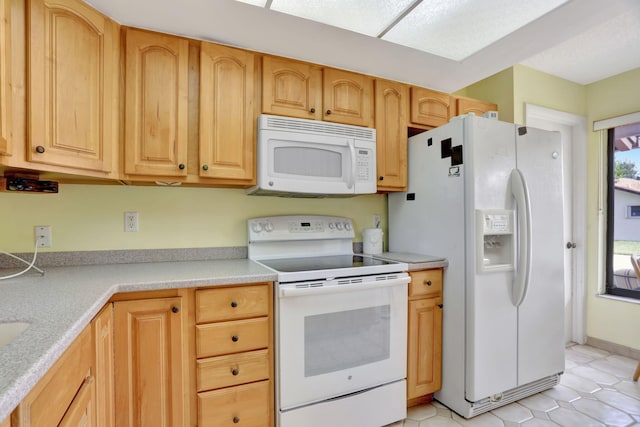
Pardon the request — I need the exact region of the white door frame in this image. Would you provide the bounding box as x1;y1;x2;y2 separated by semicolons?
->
525;103;587;344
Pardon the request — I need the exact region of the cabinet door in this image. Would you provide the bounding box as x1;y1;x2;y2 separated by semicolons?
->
375;79;408;191
0;0;11;155
199;42;255;181
124;28;189;177
114;297;186;427
455;97;498;117
323;68;374;127
262;56;321;120
28;0;117;172
93;304;114;427
58;375;95;427
407;297;442;400
410;87;453;128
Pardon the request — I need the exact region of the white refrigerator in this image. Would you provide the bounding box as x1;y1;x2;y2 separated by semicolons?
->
389;114;565;418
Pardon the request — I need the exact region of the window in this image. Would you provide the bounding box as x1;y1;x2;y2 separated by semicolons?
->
606;123;640;299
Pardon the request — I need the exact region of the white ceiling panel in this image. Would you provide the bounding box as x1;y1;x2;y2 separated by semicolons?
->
382;0;568;61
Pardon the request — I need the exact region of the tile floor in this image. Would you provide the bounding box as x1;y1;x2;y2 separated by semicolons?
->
387;343;640;426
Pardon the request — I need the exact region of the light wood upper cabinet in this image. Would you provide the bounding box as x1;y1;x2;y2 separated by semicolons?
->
28;0;118;173
410;87;454;128
114;297;187;427
323;68;374;127
375;79;408;191
199;42;255;182
124;28;189;177
262;56;322;121
455;96;498;117
0;0;11;156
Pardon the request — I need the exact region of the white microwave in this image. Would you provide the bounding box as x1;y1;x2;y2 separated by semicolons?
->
247;114;377;197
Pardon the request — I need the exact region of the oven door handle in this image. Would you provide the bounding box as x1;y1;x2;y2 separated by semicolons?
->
279;276;411;298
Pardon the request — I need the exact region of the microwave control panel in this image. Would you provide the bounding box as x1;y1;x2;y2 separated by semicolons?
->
356;149;373;181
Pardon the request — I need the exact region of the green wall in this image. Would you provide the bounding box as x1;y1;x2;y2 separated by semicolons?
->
1;185;386;253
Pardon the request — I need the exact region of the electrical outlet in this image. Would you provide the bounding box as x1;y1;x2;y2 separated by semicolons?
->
124;212;139;232
372;214;381;228
34;226;52;248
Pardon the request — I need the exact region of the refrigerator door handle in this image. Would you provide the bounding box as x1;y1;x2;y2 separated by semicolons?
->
510;168;532;307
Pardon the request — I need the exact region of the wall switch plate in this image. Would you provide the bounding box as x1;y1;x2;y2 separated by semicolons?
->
124;212;139;232
34;226;52;248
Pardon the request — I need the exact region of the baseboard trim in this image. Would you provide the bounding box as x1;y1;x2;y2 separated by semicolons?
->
586;336;640;360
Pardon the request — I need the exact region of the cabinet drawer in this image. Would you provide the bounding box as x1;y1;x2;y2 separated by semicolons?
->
197;349;270;392
15;327;93;427
196;317;269;358
196;284;269;323
198;381;271;427
409;269;443;298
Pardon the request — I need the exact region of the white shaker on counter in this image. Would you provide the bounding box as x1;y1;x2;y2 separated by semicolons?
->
362;228;383;255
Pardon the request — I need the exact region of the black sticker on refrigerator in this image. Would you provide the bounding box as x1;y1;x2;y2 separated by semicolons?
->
406;193;416;201
448;166;460;177
451;145;463;166
427;137;433;147
441;138;452;158
518;127;527;136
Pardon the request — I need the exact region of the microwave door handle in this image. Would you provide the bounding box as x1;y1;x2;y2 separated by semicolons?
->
347;140;356;189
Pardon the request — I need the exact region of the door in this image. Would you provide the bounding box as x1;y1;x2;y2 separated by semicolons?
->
515;126;566;385
28;0;117;172
114;297;186;427
276;280;408;410
124;28;189;177
525;104;587;344
464;116;519;401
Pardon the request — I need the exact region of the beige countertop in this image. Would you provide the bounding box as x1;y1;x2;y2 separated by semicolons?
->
0;259;276;422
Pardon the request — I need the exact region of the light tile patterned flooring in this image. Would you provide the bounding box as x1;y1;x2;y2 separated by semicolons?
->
388;344;640;426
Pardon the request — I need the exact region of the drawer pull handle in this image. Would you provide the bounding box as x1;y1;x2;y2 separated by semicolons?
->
171;306;180;313
233;416;240;424
231;301;238;308
424;280;432;286
231;335;239;342
35;145;45;153
231;368;239;376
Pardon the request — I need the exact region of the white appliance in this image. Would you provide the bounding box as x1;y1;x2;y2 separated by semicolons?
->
388;114;565;418
248;215;410;427
247;115;377;197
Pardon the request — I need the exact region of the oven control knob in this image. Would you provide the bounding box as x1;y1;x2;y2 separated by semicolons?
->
344;222;352;231
251;222;263;233
264;222;274;232
336;223;343;230
328;222;335;229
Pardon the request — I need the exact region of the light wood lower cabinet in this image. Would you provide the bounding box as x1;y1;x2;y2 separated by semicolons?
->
407;268;443;406
195;283;273;427
12;326;95;427
0;416;9;427
92;304;114;427
114;296;188;427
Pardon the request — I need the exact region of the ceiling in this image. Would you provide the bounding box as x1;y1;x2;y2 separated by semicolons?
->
84;0;640;93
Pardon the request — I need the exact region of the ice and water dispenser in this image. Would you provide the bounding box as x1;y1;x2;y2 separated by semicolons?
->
476;210;514;272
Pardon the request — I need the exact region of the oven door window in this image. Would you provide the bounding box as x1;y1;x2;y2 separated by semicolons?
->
304;305;390;377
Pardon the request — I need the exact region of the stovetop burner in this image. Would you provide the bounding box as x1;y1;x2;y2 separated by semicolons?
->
258;254;398;273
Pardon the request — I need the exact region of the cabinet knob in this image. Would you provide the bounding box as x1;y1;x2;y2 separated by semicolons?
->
202;164;209;171
379;176;384;181
326;109;332;115
171;306;180;313
231;335;239;342
438;303;443;309
230;301;238;308
309;108;316;113
35;145;45;153
231;367;239;376
233;416;240;424
178;163;185;170
424;280;432;286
